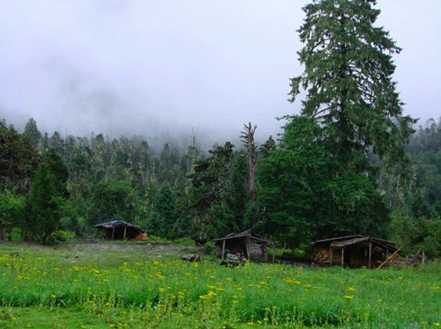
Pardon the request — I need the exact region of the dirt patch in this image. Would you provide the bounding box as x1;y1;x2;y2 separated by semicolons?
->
67;241;198;257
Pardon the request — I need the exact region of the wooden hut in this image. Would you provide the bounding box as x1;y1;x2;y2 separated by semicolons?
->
311;235;398;268
95;219;146;240
213;230;273;262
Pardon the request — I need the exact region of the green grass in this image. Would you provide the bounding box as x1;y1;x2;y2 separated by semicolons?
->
0;242;440;328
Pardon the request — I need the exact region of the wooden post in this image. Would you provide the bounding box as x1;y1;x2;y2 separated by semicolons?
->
221;239;226;260
341;247;345;267
271;243;275;263
377;248;401;269
329;247;333;265
111;226;115;240
368;242;373;269
123;225;127;240
264;244;268;262
245;237;250;259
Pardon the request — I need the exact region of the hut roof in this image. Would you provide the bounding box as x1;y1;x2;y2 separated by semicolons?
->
95;219;144;232
330;236;370;247
312;235;397;251
213;229;273;244
311;235;364;245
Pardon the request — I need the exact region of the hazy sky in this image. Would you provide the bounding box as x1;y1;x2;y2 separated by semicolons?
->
0;0;440;142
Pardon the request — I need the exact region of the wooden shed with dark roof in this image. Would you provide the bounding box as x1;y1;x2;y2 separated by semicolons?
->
214;229;274;262
95;219;146;240
311;235;398;268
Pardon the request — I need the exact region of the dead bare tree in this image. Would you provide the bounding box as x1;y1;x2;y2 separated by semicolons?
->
241;122;257;200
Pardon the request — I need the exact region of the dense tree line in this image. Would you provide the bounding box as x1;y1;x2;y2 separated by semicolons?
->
0;0;440;257
0;116;261;243
1;114;440;254
388;118;441;257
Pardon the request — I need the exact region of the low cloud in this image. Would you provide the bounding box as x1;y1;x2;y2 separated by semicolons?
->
0;0;439;144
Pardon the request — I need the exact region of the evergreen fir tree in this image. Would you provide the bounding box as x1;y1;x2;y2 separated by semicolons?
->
23;118;42;150
289;0;415;168
25;151;68;244
0;120;39;192
148;185;178;239
259;136;276;158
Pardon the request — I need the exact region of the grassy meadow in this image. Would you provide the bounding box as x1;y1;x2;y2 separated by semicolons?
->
0;242;440;329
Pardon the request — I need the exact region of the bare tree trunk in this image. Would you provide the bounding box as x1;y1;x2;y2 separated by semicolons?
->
241;122;257;200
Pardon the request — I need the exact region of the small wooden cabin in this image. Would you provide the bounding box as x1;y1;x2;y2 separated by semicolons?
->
95;219;146;240
311;235;398;268
214;230;273;262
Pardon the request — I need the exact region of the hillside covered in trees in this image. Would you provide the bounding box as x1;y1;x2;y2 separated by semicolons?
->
1;115;440;256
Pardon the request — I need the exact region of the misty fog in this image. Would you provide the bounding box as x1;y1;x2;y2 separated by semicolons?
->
1;0;440;145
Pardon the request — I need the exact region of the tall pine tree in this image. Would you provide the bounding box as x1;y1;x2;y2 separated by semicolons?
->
23;118;42;150
25;151;68;244
289;0;415;168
